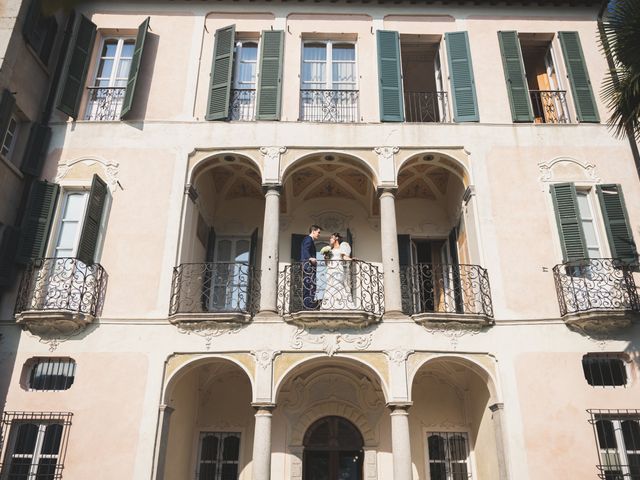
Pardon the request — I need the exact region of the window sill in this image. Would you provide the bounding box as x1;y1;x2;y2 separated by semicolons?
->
23;40;51;76
0;154;24;179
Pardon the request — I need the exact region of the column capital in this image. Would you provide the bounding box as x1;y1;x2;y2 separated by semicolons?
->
387;402;412;413
489;402;504;413
262;183;282;195
252;403;276;413
158;404;175;415
374;146;400;160
377;186;398;198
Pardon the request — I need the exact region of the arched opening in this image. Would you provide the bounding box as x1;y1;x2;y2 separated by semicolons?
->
163;358;254;480
173;154;264;319
410;357;500;480
278;153;383;323
303;416;364;480
396;153;491;319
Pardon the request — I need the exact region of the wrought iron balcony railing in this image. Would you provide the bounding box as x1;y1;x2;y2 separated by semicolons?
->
84;86;126;121
553;258;640;317
229;89;256;121
169;262;260;316
15;257;106;317
299;89;359;123
529;89;570;124
404;91;449;123
400;263;493;318
277;260;383;316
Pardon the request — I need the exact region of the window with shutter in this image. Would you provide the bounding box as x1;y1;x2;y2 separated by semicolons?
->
76;174;109;265
445;31;479;122
20;123;51;177
17;181;59;264
206;25;236;121
597;185;637;264
0;223;20;286
256;30;284;120
22;0;58;65
498;31;533;122
120;17;150;119
550;183;588;262
377;31;403;122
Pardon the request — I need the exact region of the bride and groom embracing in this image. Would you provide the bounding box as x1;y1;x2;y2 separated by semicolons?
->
300;224;358;311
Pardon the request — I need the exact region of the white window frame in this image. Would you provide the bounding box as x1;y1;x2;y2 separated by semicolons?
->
424;430;475;480
594;416;640;479
300;40;358;91
1;113;20;162
2;422;64;480
232;39;260;90
575;187;605;259
194;431;242;480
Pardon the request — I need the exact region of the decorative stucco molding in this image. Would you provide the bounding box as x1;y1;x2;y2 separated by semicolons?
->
375;146;400;186
384;349;414;365
55;157;120;192
537;156;600;183
310;210;353;233
251;350;280;369
290;326;373;356
421;322;485;350
176;322;243;350
374;146;399;163
260;146;286;184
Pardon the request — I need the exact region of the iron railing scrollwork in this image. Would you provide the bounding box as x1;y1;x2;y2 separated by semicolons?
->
15;258;106;317
552;258;640;317
169;262;260;316
229;89;257;121
404;91;449;123
529;90;570;124
277;260;384;316
85;87;126;121
299;89;359;123
400;263;493;318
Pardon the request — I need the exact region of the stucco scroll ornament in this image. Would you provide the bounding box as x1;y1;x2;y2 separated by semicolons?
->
251;350;280;369
290;326;373;356
384;349;414;365
55;157;120;193
421;322;484;350
24;322;96;352
537;157;600;183
259;146;287;163
373;146;400;164
176;322;243;350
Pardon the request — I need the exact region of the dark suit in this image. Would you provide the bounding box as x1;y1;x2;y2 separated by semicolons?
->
300;235;317;309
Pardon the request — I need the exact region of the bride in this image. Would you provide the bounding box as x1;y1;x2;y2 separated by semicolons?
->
321;233;358;310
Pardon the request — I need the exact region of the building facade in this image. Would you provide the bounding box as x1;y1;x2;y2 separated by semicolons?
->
0;0;639;479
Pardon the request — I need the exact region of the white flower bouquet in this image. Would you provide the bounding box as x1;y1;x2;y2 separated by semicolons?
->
320;246;332;260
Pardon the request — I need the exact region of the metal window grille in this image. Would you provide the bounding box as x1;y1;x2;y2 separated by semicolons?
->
0;412;72;480
582;355;628;388
427;431;472;480
196;432;241;480
588;410;640;479
27;358;76;391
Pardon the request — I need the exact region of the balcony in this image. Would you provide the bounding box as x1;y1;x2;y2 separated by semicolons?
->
169;262;260;325
553;258;640;329
229;89;256;121
15;257;106;335
530;90;570;124
299;89;359;123
84;87;126;121
400;263;493;325
403;91;449;123
277;260;383;328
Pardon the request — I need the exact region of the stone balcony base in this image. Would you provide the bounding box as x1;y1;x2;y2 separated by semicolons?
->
169;312;252;327
563;309;640;334
411;312;494;326
15;310;95;336
284;310;380;329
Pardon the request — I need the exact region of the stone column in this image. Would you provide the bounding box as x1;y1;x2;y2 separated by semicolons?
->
379;188;404;316
490;403;511;480
257;185;281;316
152;404;174;480
389;403;413;480
252;404;275;480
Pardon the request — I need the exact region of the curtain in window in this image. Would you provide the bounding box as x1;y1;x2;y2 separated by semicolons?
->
302;43;327;89
332;44;356;90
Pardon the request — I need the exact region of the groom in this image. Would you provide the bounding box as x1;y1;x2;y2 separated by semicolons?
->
301;225;321;309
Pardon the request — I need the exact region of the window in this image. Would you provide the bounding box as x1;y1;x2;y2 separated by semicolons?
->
52;192;89;258
196;432;241;480
229;40;259;121
0;412;72;480
576;190;603;259
209;237;251;311
1;114;20;163
427;432;472;480
85;37;135;121
26;358;76;391
583;354;628;388
589;410;640;480
23;0;58;65
300;41;358;122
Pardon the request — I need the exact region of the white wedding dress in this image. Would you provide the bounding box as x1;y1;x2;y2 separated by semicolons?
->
321;242;358;310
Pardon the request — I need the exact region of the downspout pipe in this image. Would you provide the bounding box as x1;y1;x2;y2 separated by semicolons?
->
597;0;640;180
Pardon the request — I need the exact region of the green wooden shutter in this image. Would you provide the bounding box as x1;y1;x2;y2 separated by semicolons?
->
120;17;150;119
558;31;600;123
498;31;533;122
206;25;235;121
20;123;51;176
445;31;479;122
0;89;16;142
17;181;59;264
256;30;284;120
597;184;637;263
77;174;108;265
377;30;404;122
550;183;588;262
0;224;20;287
56;15;96;118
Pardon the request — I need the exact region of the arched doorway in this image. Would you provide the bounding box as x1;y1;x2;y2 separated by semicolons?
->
303;416;364;480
